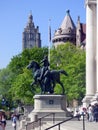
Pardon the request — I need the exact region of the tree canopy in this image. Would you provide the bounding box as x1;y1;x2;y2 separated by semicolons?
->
50;43;86;103
0;43;86;108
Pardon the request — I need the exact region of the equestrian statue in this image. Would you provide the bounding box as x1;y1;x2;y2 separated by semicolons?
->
27;56;68;94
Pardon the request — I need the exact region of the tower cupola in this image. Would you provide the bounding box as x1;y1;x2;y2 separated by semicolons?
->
52;10;76;47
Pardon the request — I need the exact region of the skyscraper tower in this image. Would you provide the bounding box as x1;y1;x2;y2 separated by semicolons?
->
22;13;41;50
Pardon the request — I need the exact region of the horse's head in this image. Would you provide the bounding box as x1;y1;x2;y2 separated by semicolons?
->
27;60;40;70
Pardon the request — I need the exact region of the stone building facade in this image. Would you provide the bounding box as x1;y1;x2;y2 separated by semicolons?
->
52;10;86;49
22;13;41;50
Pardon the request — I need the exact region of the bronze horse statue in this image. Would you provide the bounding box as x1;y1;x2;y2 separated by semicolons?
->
27;60;68;94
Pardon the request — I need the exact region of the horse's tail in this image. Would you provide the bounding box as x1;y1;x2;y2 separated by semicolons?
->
59;70;68;76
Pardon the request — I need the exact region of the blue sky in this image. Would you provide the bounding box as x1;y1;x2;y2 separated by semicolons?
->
0;0;86;69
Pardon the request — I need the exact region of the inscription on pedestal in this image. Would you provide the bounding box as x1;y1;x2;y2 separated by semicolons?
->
49;100;54;105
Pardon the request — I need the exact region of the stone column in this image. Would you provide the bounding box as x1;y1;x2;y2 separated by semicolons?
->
83;0;97;107
96;0;98;95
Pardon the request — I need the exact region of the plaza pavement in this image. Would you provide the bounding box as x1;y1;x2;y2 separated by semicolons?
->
57;120;98;130
43;119;98;130
5;120;19;130
5;119;98;130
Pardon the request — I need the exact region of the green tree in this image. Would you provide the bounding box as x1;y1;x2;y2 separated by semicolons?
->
0;44;85;107
0;67;14;109
8;47;48;105
50;43;86;104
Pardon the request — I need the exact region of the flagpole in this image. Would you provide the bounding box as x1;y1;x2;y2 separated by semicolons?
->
48;19;51;66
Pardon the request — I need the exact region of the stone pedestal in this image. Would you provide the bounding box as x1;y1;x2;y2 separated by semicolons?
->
28;94;71;121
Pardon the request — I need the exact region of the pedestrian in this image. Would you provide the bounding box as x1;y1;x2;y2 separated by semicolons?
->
1;114;6;130
12;115;17;130
0;113;3;130
93;103;98;122
76;110;81;121
87;104;94;122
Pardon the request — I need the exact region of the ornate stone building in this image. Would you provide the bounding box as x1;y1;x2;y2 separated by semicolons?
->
76;16;86;49
22;13;41;50
52;10;86;49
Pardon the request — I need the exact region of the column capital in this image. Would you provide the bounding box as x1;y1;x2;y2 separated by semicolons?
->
85;0;97;5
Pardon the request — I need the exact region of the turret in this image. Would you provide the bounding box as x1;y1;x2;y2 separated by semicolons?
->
52;10;76;47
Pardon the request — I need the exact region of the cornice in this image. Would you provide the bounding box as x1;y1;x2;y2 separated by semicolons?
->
85;0;97;5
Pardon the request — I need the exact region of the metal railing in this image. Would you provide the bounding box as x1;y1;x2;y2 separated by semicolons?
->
26;113;55;130
45;113;85;130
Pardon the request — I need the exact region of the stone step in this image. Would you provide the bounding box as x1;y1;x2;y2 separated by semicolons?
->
19;119;98;130
42;122;59;130
44;120;98;130
42;122;69;130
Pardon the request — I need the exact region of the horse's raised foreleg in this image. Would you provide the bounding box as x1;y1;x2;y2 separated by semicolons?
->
30;81;37;93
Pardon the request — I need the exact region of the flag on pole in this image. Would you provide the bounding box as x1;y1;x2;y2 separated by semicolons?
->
49;25;51;42
48;19;51;66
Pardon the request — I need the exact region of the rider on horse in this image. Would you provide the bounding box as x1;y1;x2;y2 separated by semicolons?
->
27;58;68;94
38;55;50;81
